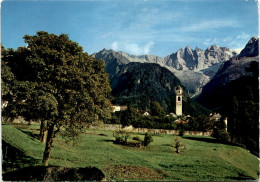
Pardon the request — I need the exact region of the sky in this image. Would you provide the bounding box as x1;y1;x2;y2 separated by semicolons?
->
1;0;259;57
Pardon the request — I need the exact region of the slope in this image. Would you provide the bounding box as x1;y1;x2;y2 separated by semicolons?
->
2;123;259;181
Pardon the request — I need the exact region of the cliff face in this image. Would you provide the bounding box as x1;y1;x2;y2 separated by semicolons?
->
165;45;236;71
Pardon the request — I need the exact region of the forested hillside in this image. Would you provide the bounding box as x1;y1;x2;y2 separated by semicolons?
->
110;62;209;116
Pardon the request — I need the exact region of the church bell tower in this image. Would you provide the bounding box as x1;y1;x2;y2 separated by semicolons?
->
175;85;183;116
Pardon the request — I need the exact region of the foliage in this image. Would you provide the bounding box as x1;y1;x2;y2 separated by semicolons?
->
1;46;15;102
113;129;131;144
143;132;153;147
2;31;112;165
176;122;187;136
188;115;213;133
120;107;140;127
212;129;230;143
150;101;165;117
173;136;185;153
129;115;177;130
178;128;185;137
227;99;259;155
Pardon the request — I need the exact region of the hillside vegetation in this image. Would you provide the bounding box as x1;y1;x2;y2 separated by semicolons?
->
110;62;209;116
2;123;259;181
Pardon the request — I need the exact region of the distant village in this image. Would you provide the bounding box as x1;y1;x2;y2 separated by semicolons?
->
112;85;228;131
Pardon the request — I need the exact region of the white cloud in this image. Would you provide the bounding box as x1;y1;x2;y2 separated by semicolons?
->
182;19;238;32
236;32;250;39
111;41;119;51
143;41;154;54
203;32;251;49
110;41;154;55
124;41;154;55
228;33;251;49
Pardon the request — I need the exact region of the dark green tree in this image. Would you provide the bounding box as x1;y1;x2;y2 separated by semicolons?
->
1;45;15;109
121;106;140;127
228;96;239;142
150;101;165;117
193;115;213;135
2;31;112;166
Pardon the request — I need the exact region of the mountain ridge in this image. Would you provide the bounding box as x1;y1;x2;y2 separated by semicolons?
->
93;44;238;97
196;37;259;110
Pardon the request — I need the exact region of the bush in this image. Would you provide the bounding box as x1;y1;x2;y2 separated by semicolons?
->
143;132;153;147
178;128;185;137
132;136;142;142
212;128;230;143
126;141;142;148
113;130;131;144
173;136;185;153
177;122;186;136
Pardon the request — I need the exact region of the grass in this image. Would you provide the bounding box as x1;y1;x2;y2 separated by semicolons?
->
2;123;259;181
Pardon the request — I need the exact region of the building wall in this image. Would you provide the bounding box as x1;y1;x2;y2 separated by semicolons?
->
176;95;182;116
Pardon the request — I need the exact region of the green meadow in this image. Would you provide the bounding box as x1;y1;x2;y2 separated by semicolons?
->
2;123;259;181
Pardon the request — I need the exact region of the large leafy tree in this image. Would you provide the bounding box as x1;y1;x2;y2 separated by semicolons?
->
2;31;112;166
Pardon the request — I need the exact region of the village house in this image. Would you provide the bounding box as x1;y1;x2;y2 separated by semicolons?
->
112;105;127;112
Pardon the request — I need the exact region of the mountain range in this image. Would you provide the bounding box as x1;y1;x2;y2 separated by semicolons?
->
93;45;238;97
92;37;258;115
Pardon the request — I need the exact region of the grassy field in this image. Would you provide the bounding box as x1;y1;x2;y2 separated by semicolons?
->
2;123;259;181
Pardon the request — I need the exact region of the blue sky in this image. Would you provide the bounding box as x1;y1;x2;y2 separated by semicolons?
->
2;0;259;57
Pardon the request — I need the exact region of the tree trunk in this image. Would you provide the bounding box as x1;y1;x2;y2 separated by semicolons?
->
39;120;44;141
39;120;47;143
42;131;47;144
42;124;55;166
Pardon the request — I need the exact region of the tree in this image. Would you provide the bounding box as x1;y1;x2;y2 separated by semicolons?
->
150;101;165;117
121;106;140;127
1;45;14;109
2;31;112;166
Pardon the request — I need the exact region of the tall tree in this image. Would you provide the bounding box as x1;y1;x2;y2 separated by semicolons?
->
150;101;165;117
1;45;14;108
3;31;112;166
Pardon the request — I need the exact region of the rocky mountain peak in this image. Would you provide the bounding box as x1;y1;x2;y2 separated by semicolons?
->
185;46;193;53
249;36;258;43
208;44;219;51
239;37;259;57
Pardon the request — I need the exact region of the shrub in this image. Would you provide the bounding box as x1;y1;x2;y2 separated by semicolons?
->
132;136;142;142
173;136;185;153
113;130;131;144
178;128;185;137
127;141;142;148
212;128;230;143
143;132;153;147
